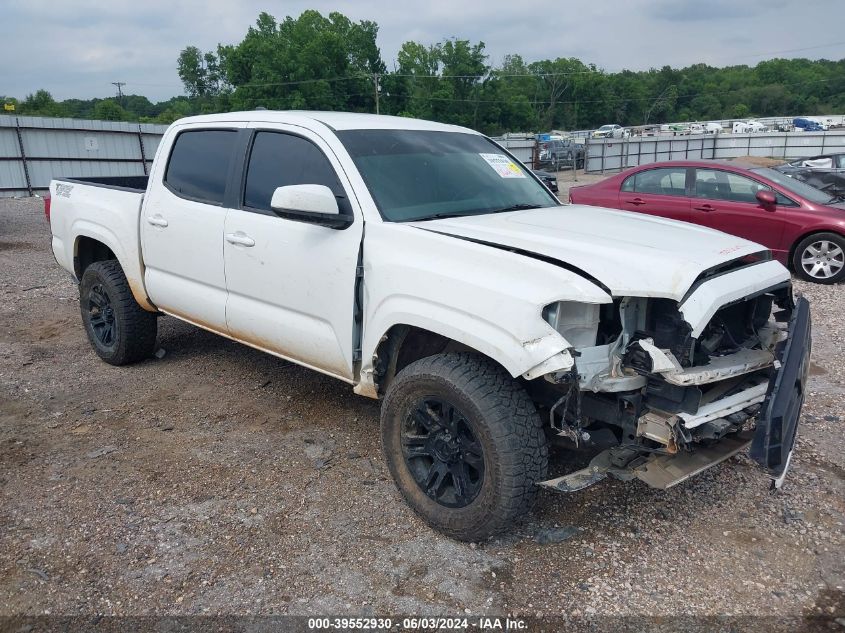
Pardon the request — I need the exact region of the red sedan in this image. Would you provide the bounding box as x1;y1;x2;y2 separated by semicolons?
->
569;160;845;283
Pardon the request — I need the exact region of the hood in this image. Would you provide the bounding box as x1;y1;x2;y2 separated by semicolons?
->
408;205;766;300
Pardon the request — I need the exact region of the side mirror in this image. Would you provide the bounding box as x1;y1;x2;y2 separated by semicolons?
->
756;190;777;206
270;184;352;229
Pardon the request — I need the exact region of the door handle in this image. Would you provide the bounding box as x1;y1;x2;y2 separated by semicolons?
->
694;204;716;212
225;232;255;247
625;197;646;206
146;215;168;227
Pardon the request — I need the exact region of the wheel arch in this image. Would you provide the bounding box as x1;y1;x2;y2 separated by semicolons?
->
787;227;845;271
72;227;157;312
363;322;572;399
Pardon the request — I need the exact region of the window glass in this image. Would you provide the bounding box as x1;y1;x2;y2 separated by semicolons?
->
244;132;349;213
337;130;557;222
695;169;773;203
751;167;832;205
632;167;687;196
621;174;635;192
837;155;845;169
164;130;236;204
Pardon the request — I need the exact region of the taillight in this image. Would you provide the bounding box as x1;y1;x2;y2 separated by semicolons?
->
44;194;51;223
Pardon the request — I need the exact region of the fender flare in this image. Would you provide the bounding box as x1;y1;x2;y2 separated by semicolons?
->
71;221;157;312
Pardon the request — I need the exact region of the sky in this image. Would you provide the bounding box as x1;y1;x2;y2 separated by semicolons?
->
3;0;844;102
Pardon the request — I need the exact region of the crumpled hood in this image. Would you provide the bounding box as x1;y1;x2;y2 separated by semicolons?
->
408;205;768;300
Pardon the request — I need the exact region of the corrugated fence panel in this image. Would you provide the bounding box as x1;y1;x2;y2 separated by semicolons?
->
0;128;20;158
586;131;845;173
494;137;535;166
28;160;147;188
23;129;143;160
0;161;28;193
0;115;168;197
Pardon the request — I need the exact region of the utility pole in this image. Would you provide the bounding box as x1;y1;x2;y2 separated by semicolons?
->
111;81;126;106
373;73;380;115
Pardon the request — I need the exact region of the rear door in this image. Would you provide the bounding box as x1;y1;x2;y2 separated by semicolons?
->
618;166;692;222
141;124;243;331
690;168;789;249
223;125;364;380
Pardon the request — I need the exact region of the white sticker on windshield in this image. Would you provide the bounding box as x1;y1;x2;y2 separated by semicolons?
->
479;153;526;178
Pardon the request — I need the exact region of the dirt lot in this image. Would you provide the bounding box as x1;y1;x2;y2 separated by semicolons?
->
1;196;843;624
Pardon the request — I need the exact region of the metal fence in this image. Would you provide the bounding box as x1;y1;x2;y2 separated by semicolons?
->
492;135;536;167
0;115;168;197
584;131;845;173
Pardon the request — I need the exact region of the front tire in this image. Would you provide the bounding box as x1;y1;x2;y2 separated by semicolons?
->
381;353;548;541
792;232;845;284
79;260;157;365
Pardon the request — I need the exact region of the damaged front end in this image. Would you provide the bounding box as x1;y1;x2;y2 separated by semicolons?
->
533;262;811;493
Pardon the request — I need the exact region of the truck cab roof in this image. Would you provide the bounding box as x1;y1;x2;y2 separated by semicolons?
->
172;110;479;134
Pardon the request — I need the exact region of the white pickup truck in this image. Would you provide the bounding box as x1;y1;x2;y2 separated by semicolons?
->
48;111;811;540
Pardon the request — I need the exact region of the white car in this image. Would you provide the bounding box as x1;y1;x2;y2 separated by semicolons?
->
732;120;768;133
592;124;629;139
47;111;810;540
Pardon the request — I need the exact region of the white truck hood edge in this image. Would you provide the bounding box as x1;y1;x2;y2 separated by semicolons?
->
408;205;767;300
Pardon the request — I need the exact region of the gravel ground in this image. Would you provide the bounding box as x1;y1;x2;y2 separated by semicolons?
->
1;196;843;625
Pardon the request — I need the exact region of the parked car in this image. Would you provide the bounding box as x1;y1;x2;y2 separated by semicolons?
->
592;124;629;139
531;169;558;193
668;123;691;135
793;118;825;132
732;120;767;133
48;113;808;539
569;160;845;283
701;122;724;134
538;139;585;168
775;153;845;199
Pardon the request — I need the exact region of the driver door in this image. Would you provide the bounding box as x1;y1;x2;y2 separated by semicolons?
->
223;126;364;380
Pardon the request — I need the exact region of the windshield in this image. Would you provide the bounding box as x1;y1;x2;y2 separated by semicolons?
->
598;125;613;131
751;167;837;204
337;130;558;222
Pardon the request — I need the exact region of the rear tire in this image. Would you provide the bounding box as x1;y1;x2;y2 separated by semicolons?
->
381;353;548;541
792;232;845;284
79;260;157;365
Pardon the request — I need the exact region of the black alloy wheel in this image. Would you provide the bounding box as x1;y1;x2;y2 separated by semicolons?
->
401;397;485;508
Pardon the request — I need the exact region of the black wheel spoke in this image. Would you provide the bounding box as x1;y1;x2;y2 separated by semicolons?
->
86;283;116;348
403;434;431;459
449;463;467;500
424;461;448;496
89;286;105;309
413;406;441;433
401;396;485;508
463;445;484;471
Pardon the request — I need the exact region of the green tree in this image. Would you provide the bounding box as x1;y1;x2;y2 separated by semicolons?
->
178;46;226;98
216;10;386;112
93;99;129;121
21;90;66;117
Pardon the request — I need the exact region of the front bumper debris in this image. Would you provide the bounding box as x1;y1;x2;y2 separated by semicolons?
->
538;432;753;492
539;297;811;494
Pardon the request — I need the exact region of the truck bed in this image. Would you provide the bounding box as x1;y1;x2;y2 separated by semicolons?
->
58;175;149;193
50;175;152;310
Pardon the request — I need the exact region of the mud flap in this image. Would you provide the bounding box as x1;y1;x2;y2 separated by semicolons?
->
749;297;811;485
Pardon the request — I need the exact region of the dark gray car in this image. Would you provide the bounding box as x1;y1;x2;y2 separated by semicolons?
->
538;139;584;169
775;154;845;199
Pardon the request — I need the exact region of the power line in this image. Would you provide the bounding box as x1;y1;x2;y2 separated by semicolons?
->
726;39;845;60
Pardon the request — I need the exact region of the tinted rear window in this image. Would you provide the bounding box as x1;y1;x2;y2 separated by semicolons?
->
165;130;237;204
